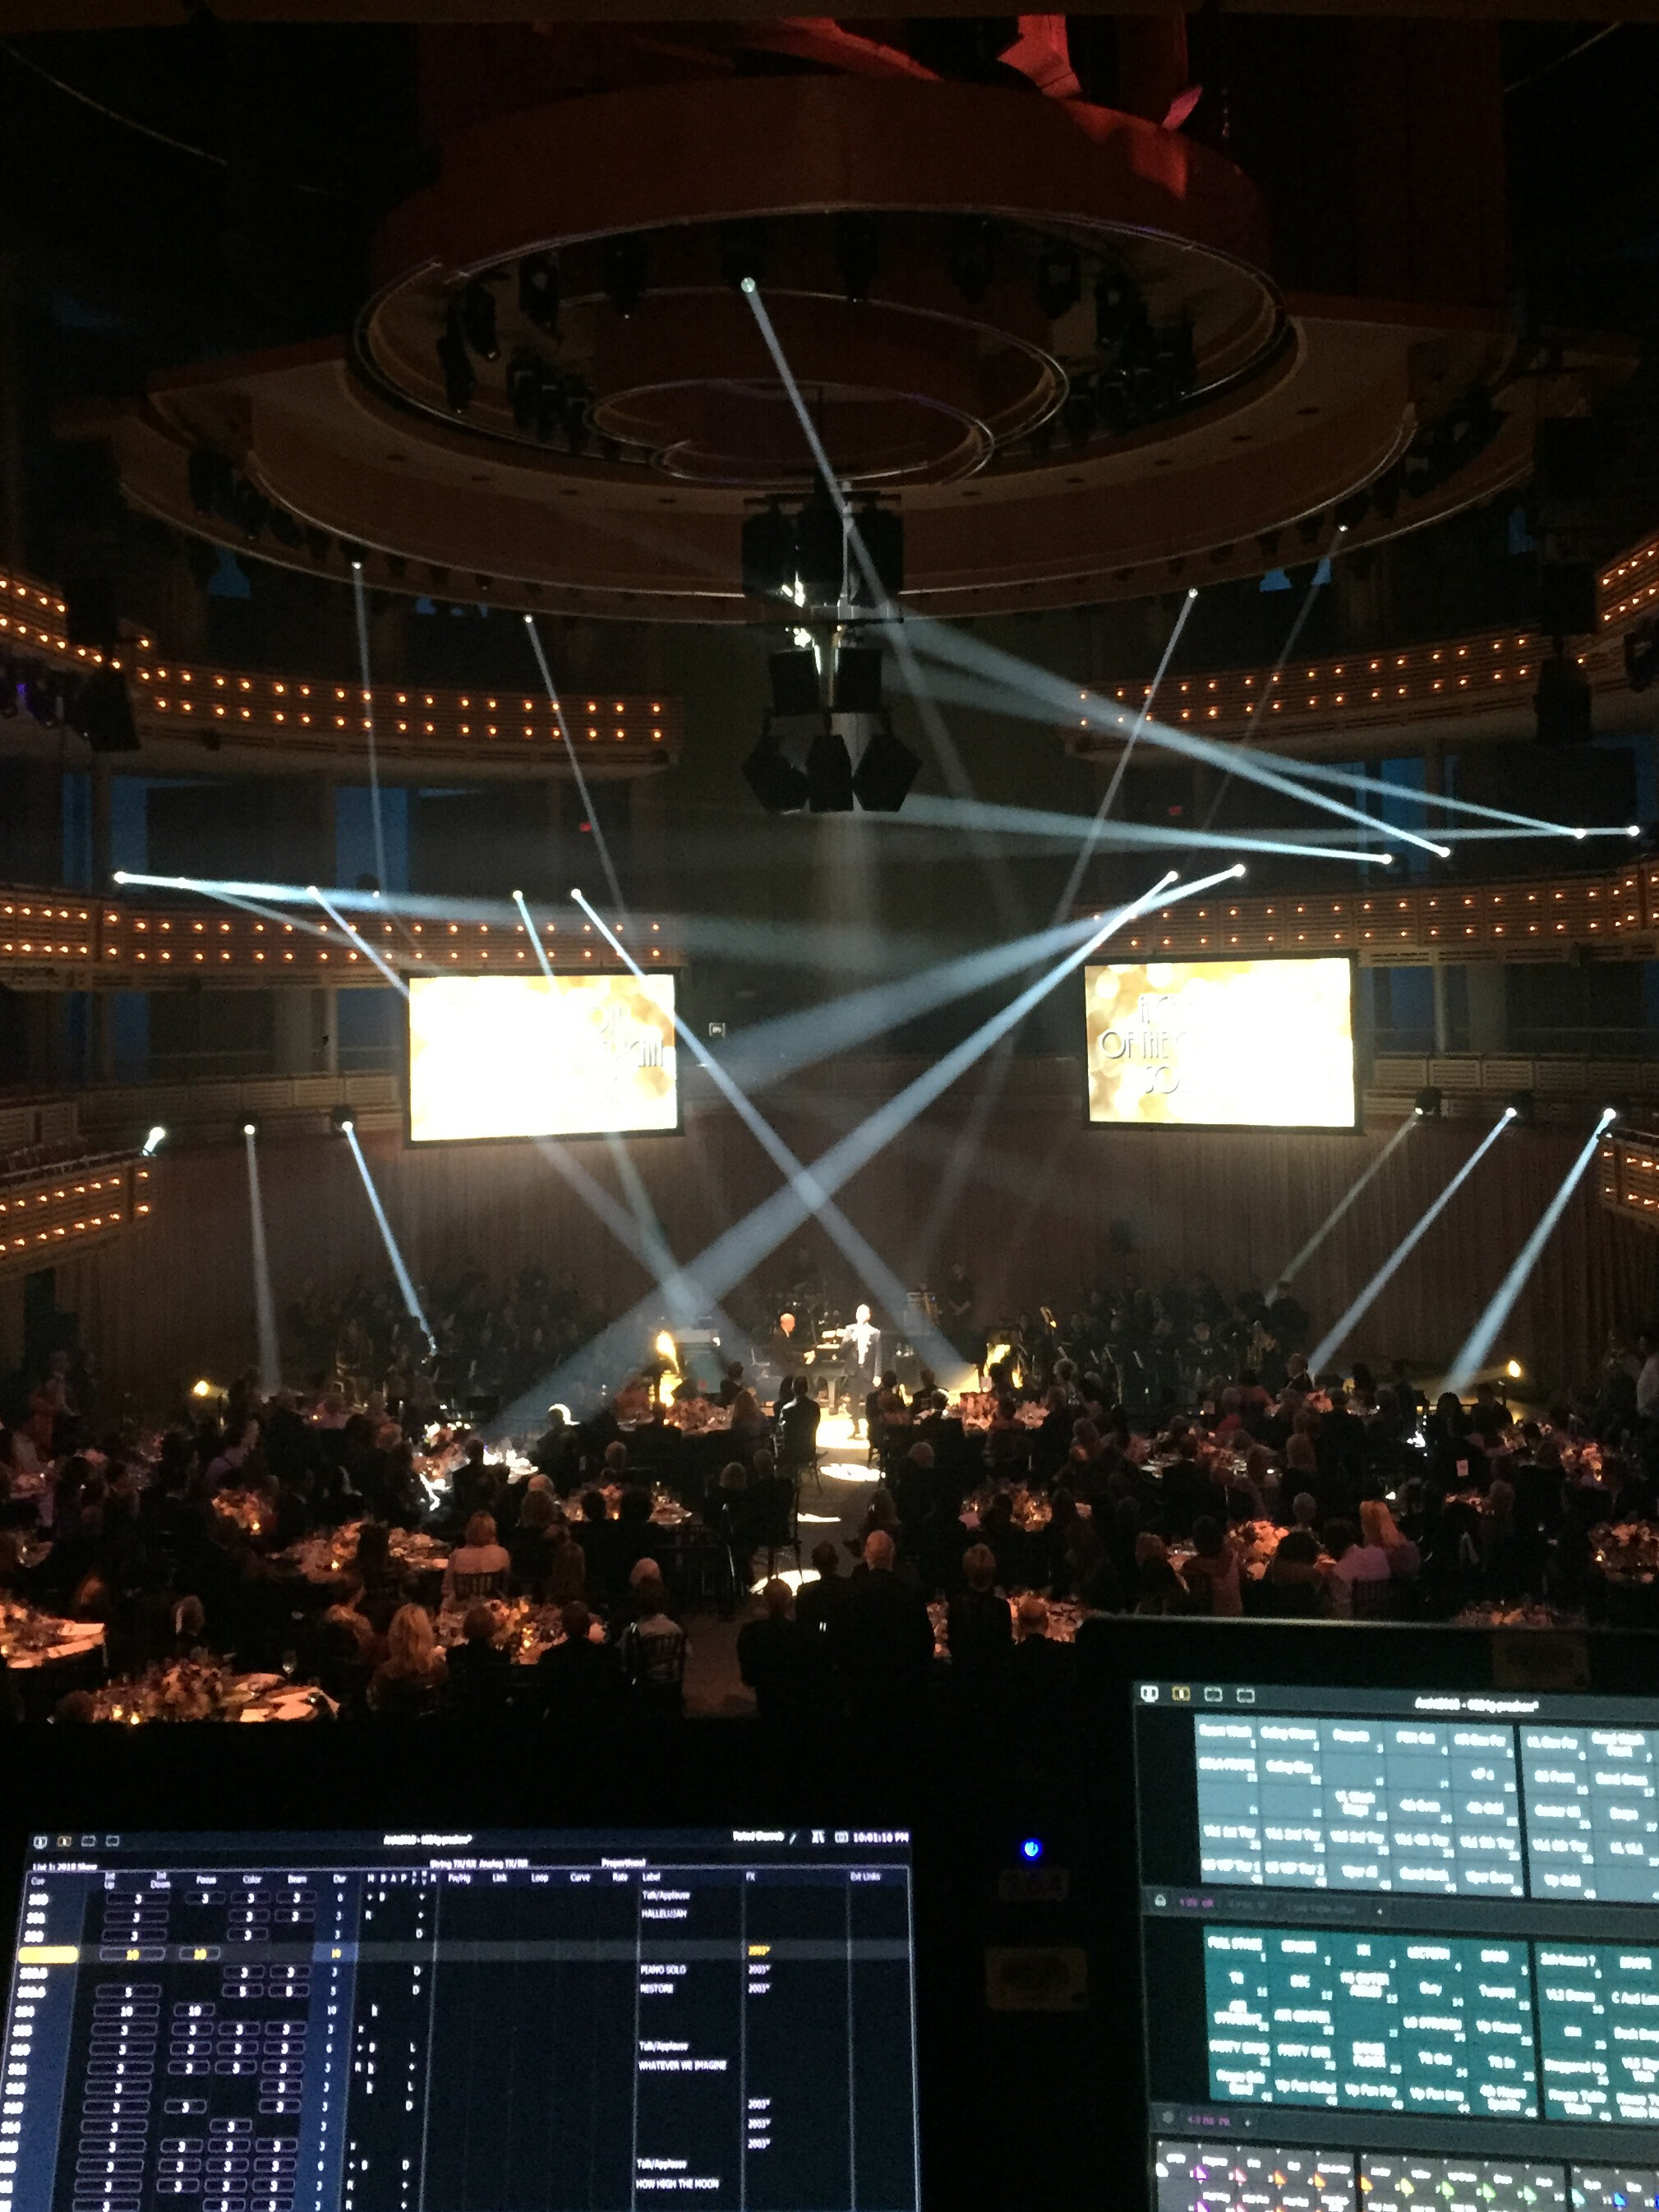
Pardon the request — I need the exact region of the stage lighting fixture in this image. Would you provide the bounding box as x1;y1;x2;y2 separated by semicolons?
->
330;1107;357;1136
1505;1090;1536;1124
1062;381;1099;451
1094;266;1145;353
506;350;551;436
853;500;903;603
242;1119;258;1138
741;502;795;600
1624;620;1659;693
1534;649;1592;744
1537;560;1597;638
719;219;768;292
1334;489;1371;532
518;251;560;334
794;488;846;605
1413;1086;1443;1119
806;723;855;813
769;650;821;716
850;720;921;813
741;726;809;814
436;310;474;412
832;212;878;303
1537;416;1600;501
947;216;995;305
142;1124;167;1157
459;279;499;361
601;233;648;316
71;669;140;753
832;645;882;714
1035;237;1081;321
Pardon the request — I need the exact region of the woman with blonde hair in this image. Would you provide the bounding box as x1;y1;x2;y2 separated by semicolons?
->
1360;1497;1421;1583
444;1512;510;1604
366;1603;448;1716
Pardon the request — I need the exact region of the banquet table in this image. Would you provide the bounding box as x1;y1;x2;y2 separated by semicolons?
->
0;1598;105;1671
91;1667;336;1721
279;1523;450;1586
927;1596;1085;1661
1587;1519;1659;1626
435;1596;565;1665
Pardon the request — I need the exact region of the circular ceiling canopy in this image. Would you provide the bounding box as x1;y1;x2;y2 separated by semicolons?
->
105;76;1559;620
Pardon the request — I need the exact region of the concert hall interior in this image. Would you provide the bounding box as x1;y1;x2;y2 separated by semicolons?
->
0;10;1657;1729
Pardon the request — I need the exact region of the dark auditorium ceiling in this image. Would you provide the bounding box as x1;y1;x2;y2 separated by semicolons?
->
3;11;1659;643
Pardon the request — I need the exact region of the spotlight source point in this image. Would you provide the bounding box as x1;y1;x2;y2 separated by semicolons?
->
242;1121;256;1137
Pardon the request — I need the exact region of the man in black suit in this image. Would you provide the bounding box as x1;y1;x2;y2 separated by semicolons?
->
842;1529;933;1721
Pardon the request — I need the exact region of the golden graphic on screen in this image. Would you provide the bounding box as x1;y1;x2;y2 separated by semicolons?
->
408;972;678;1143
1084;956;1355;1129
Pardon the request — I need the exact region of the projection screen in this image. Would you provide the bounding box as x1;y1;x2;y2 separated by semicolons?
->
408;971;679;1142
1084;955;1356;1129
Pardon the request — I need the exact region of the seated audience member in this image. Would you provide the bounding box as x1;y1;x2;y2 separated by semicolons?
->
1262;1527;1329;1615
737;1578;804;1723
1134;1532;1189;1614
445;1603;513;1713
1181;1515;1243;1616
776;1378;821;1474
795;1541;849;1652
366;1603;449;1717
1325;1518;1393;1617
947;1542;1012;1693
535;1600;618;1718
509;1486;560;1597
443;1513;511;1605
1009;1593;1069;1694
842;1528;933;1713
620;1575;688;1712
1360;1498;1421;1583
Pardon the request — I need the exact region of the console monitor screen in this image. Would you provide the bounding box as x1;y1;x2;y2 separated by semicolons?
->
2;1825;919;2212
407;972;679;1142
1133;1679;1659;2212
1084;957;1356;1129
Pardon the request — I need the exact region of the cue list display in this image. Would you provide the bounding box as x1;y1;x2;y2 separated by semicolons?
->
0;1829;920;2212
1135;1683;1659;2188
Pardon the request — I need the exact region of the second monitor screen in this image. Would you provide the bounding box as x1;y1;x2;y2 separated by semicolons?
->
1084;956;1355;1130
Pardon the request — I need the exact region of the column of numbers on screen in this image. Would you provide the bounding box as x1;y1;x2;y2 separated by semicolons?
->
1521;1730;1659;1903
1193;1717;1523;1892
343;1875;430;2212
1202;1927;1537;2116
76;1984;156;2212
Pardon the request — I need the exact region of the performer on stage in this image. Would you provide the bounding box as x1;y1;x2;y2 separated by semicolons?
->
841;1303;882;1435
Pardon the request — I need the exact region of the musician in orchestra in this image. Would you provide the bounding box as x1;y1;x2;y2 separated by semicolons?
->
839;1304;882;1435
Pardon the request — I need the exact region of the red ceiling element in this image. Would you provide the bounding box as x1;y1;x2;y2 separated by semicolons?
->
749;19;938;81
998;16;1082;100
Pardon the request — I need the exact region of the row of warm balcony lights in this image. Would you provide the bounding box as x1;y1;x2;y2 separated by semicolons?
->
0;1166;150;1249
0;571;153;667
1601;534;1659;627
132;666;667;743
0;906;667;964
1082;636;1585;728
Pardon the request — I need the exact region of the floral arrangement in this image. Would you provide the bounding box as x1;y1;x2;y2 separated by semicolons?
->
0;1598;73;1657
210;1489;268;1537
1589;1521;1659;1582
